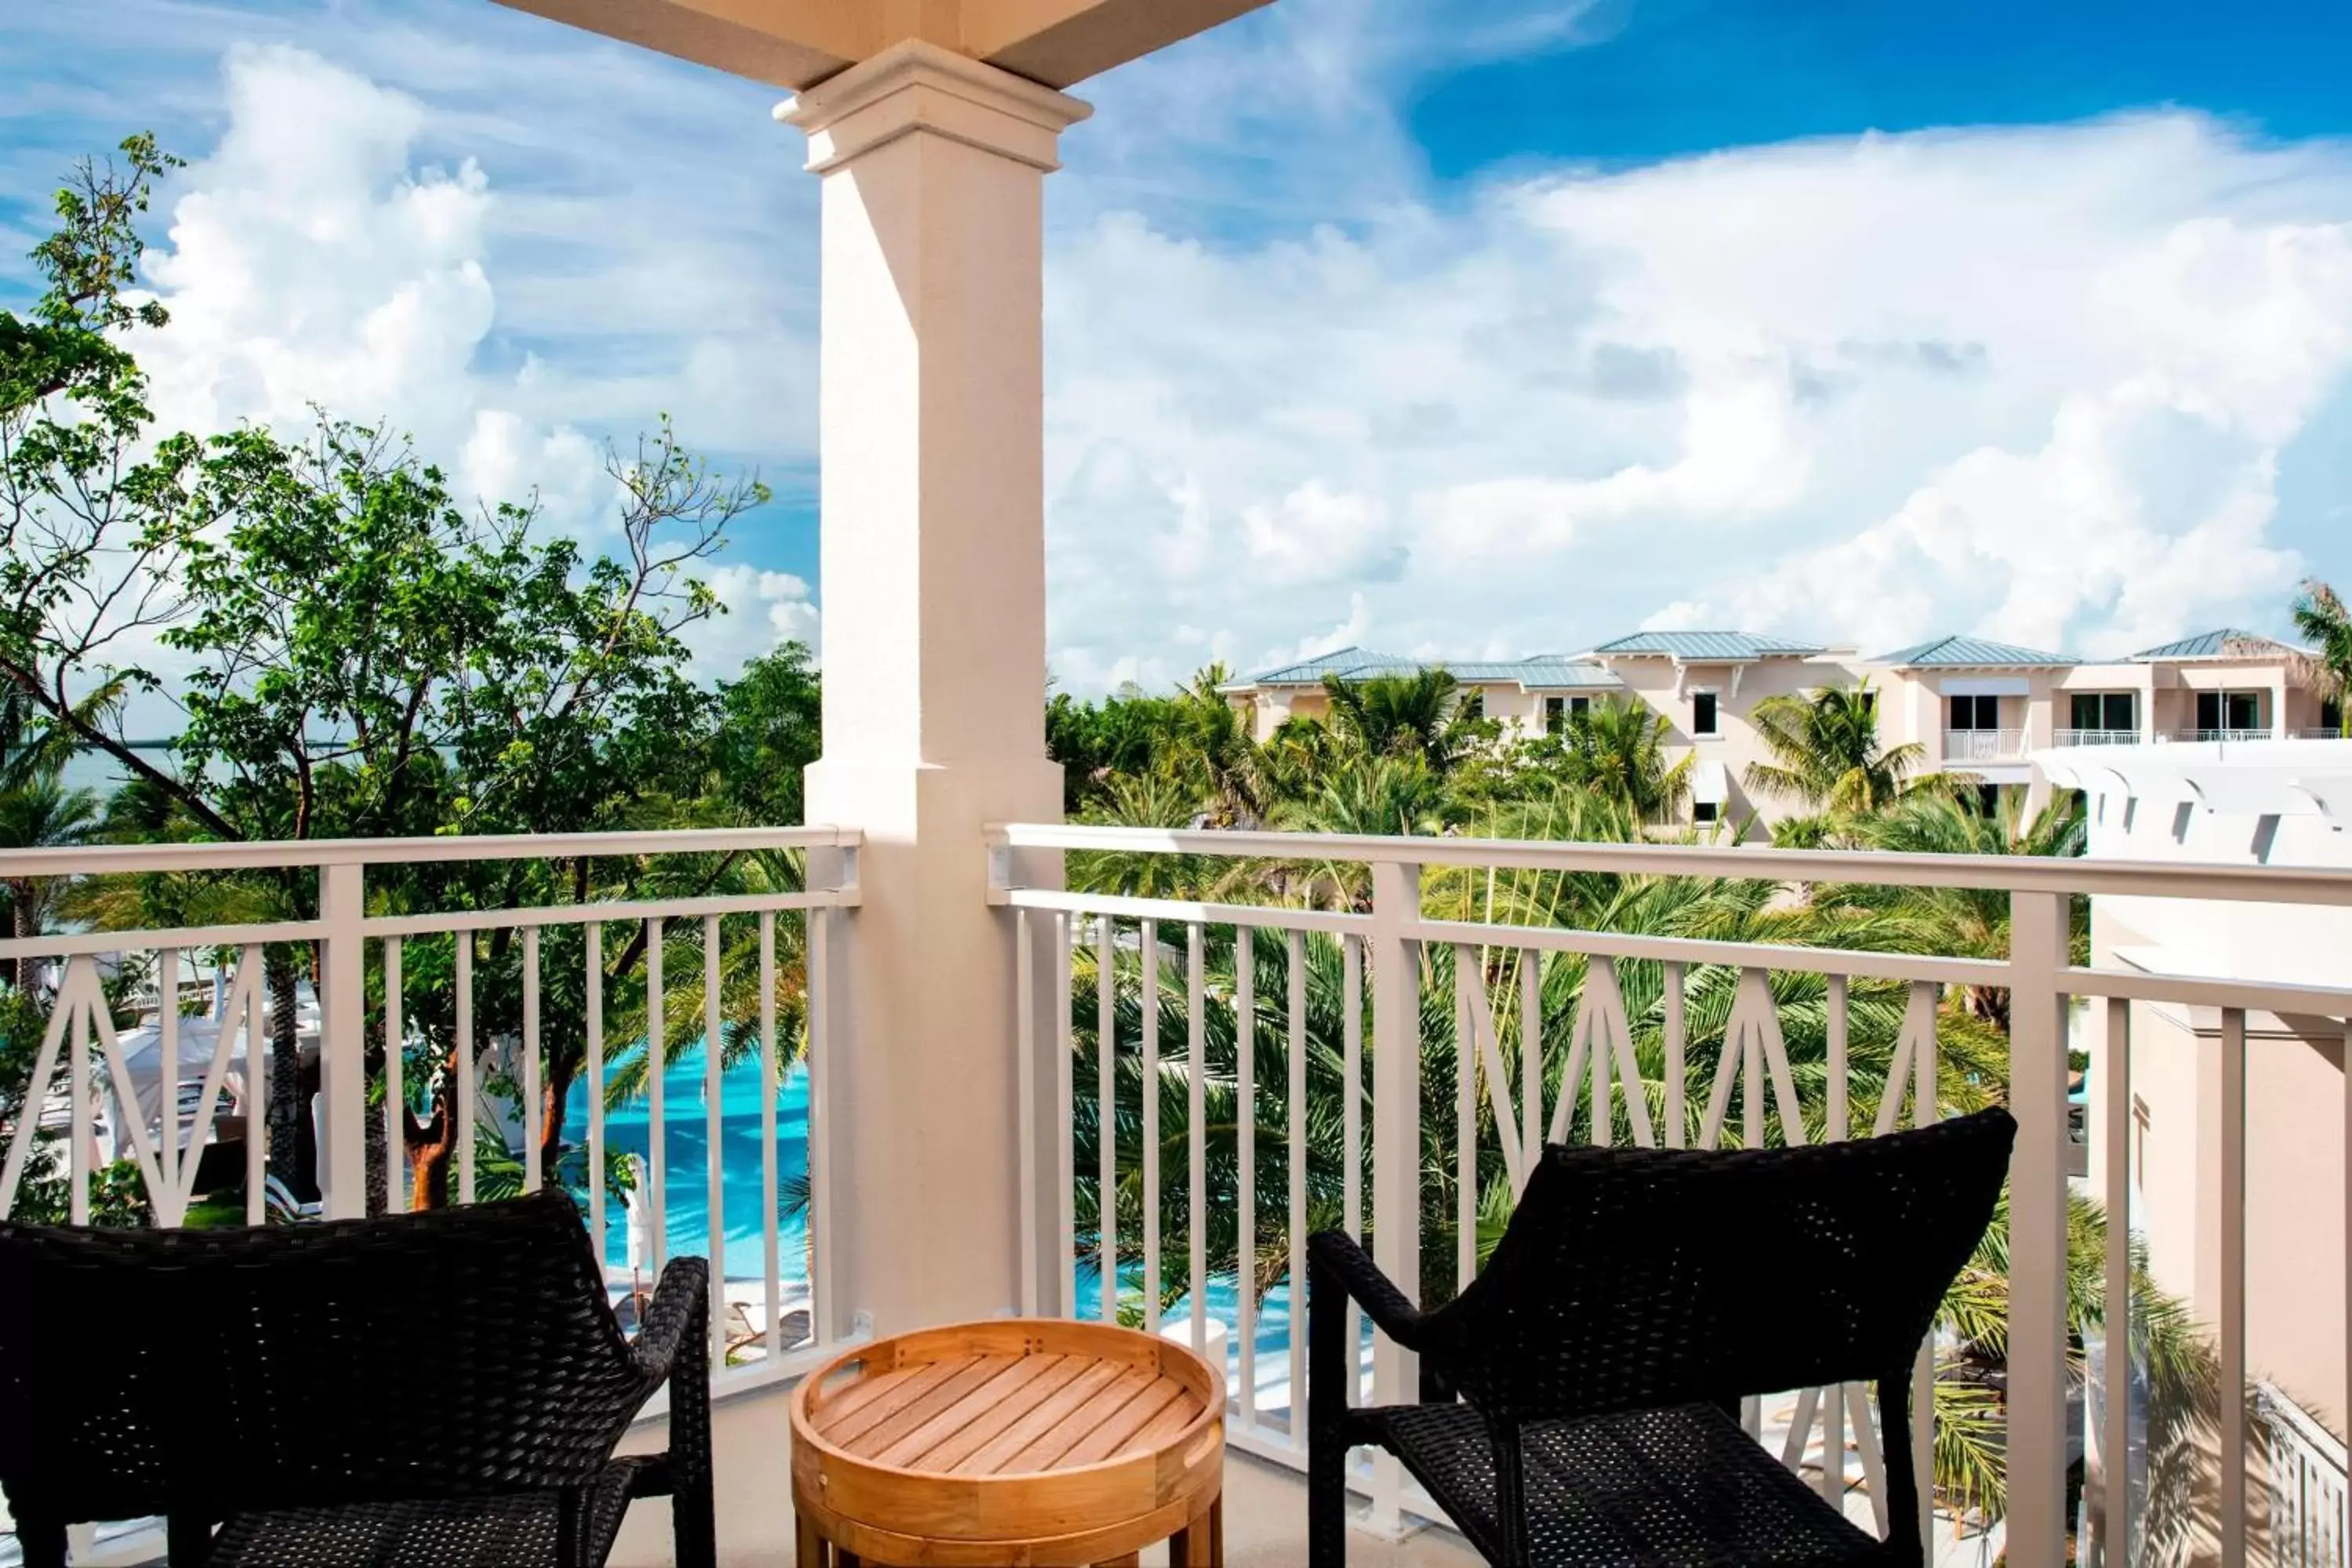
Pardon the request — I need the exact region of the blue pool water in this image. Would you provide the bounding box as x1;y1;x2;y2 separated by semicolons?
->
565;1046;809;1283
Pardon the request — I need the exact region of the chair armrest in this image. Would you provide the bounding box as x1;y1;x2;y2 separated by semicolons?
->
630;1255;710;1385
1306;1231;1424;1349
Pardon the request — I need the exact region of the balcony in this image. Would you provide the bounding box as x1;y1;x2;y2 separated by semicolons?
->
1939;728;2027;764
7;824;2350;1568
2050;728;2144;748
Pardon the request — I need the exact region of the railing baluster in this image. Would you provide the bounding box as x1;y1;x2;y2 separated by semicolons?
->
384;938;405;1214
1018;909;1039;1318
808;905;835;1345
1664;960;1686;1149
1142;916;1161;1337
2343;1018;2351;1568
1055;912;1076;1319
2103;996;2132;1568
1343;928;1365;1404
157;948;180;1210
1822;973;1848;1507
1455;944;1477;1294
1188;921;1207;1354
1236;924;1256;1426
2221;1004;2249;1568
586;924;604;1269
1368;861;1424;1537
456;932;474;1207
1520;948;1541;1177
1098;913;1118;1328
68;982;90;1225
244;949;266;1225
524;927;543;1196
319;862;367;1218
760;911;780;1358
703;914;725;1364
1911;978;1940;1538
1287;927;1308;1447
646;917;665;1270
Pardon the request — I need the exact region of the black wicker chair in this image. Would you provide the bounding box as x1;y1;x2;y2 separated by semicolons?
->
1308;1107;2016;1568
0;1189;713;1568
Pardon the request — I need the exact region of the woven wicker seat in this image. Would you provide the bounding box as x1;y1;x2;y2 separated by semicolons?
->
1308;1109;2016;1568
0;1190;713;1568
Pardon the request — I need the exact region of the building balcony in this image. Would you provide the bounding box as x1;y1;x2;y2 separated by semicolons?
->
2049;728;2144;748
5;824;2351;1568
1939;728;2027;764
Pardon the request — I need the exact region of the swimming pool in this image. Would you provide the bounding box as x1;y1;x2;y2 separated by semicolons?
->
564;1046;809;1283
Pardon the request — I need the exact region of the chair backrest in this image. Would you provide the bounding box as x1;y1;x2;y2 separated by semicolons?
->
1425;1109;2015;1425
0;1191;652;1529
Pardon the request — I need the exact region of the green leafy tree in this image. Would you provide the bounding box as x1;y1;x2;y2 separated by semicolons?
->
1539;698;1693;824
1320;668;1488;773
713;642;822;825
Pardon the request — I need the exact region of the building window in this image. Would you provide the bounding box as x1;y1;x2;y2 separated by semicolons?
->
2069;692;2137;733
2197;691;2263;734
1948;694;2000;731
2325;698;2345;734
1693;801;1719;824
1461;691;1485;721
1545;695;1594;734
1691;690;1720;737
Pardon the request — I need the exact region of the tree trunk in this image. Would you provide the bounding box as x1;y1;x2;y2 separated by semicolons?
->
412;1070;458;1210
264;946;317;1200
540;1051;577;1192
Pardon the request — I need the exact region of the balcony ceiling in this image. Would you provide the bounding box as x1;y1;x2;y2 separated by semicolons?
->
493;0;1276;89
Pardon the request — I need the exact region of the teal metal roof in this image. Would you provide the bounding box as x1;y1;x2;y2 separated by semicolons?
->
1245;648;1620;690
1871;634;2076;668
2129;629;2310;661
1585;631;1824;661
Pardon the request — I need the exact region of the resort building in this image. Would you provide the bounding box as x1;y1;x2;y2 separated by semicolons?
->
1220;626;2347;831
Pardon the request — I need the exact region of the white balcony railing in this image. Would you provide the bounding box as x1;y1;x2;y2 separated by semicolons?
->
2257;1382;2350;1568
1940;728;2027;763
2051;729;2143;748
0;826;863;1392
2175;728;2276;745
991;822;2352;1568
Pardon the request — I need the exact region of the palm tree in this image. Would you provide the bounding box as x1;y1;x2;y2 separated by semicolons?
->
1555;699;1693;824
1321;670;1480;773
1745;680;1928;815
0;768;100;991
2291;579;2352;734
1841;789;2087;1025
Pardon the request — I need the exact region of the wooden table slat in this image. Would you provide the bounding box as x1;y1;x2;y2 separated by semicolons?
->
1058;1377;1188;1468
843;1355;1024;1459
875;1353;1069;1469
913;1356;1094;1474
999;1365;1159;1474
952;1360;1128;1475
820;1355;978;1450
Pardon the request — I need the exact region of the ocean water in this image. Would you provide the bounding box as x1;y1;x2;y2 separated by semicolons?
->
565;1044;810;1283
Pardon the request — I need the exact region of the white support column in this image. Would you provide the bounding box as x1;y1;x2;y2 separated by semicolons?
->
786;42;1083;1335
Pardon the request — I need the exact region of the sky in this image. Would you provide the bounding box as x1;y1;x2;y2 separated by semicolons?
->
5;0;2352;698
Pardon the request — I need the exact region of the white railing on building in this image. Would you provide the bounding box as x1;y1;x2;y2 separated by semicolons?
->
2257;1382;2350;1568
990;822;2352;1568
2053;729;2145;748
1942;728;2028;763
2176;728;2277;745
0;826;862;1391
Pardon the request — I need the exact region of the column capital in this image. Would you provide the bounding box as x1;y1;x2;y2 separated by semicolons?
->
779;38;1092;175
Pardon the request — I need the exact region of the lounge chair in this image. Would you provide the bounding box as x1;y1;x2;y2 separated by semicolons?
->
1306;1109;2015;1567
0;1189;713;1568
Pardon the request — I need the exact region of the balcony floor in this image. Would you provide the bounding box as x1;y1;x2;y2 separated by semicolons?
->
611;1381;1481;1568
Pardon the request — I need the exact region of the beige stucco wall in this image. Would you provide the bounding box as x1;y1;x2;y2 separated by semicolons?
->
2074;771;2352;1443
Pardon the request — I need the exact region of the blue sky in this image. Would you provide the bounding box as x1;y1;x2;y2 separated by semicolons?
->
5;0;2352;693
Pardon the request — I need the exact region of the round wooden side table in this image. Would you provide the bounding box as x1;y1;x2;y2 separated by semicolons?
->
789;1318;1225;1568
